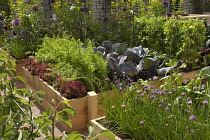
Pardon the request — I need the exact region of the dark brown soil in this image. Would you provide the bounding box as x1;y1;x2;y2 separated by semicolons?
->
97;118;132;140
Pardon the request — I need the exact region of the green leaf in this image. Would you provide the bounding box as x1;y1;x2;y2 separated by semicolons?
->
36;90;45;95
63;107;76;116
33;92;44;104
3;128;15;137
43;108;51;118
57;111;72;128
7;60;16;67
18;130;23;140
0;116;10;126
61;100;71;107
66;131;83;140
16;76;26;83
100;130;116;140
0;73;7;79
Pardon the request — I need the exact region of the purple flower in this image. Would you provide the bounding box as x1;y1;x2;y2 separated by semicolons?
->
184;109;191;114
186;126;189;129
181;92;186;96
144;88;148;91
153;76;158;80
122;105;126;108
114;80;119;84
159;100;164;104
141;94;144;96
203;101;208;104
80;7;88;12
137;90;142;93
139;121;144;125
168;104;172;107
105;78;109;81
166;107;170;111
190;129;195;133
187;101;192;105
193;87;197;91
137;98;142;101
149;95;155;99
145;8;148;10
189;115;196;120
123;8;127;11
102;6;106;10
150;85;154;89
159;91;165;95
162;1;168;6
32;6;38;11
178;96;182;99
187;97;190;100
144;85;149;88
12;18;20;27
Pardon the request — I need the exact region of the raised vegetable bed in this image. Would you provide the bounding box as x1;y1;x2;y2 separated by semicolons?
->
22;67;104;132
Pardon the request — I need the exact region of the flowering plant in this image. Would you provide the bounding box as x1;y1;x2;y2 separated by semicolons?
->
101;69;210;139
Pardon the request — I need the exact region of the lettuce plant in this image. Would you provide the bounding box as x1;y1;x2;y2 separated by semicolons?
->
24;58;87;99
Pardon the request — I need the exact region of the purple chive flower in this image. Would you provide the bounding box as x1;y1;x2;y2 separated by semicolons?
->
203;101;208;104
145;3;150;6
80;7;88;12
159;105;162;108
114;80;119;84
184;109;191;114
189;115;196;120
139;121;144;125
119;87;123;91
144;85;149;88
178;96;182;99
186;126;189;129
190;129;195;133
137;90;142;93
32;6;38;11
151;91;155;94
149;95;155;99
168;104;172;107
141;94;144;96
159;91;165;95
12;18;20;27
166;107;170;111
122;105;126;108
150;85;154;89
145;8;148;10
137;98;142;101
102;6;106;10
144;88;148;91
123;8;127;11
159;100;164;104
162;1;168;6
105;78;109;81
193;87;197;91
153;76;158;80
187;101;192;105
187;97;190;100
181;92;186;96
